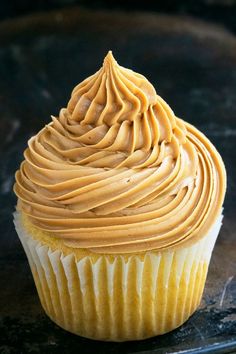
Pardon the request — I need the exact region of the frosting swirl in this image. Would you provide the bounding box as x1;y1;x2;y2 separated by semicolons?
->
14;51;226;254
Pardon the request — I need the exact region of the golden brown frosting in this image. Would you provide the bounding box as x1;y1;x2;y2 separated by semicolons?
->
14;51;226;254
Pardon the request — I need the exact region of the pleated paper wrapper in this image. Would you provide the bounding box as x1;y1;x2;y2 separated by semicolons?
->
14;212;223;341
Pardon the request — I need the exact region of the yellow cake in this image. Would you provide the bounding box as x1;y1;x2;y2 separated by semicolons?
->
14;51;226;341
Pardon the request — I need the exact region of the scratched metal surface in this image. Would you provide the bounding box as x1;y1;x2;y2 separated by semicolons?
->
0;7;235;354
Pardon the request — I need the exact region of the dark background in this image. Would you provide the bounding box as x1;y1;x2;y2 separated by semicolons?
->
0;1;236;354
1;0;236;34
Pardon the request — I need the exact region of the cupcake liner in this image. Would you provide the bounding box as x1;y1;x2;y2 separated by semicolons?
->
14;212;223;341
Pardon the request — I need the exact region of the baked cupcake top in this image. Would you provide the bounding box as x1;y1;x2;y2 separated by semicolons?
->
14;51;226;254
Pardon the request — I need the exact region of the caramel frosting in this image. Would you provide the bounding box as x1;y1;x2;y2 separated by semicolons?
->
14;51;226;254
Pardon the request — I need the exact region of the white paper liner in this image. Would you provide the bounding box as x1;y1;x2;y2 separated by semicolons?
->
14;212;223;341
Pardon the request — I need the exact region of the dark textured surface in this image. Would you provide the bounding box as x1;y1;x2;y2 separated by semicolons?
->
1;0;236;36
0;7;236;354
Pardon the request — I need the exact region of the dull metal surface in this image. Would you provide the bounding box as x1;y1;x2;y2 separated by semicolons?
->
0;7;235;354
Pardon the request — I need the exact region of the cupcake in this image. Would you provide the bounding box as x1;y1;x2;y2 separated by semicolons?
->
14;51;226;341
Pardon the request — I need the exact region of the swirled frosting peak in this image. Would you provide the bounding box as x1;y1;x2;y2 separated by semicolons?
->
67;51;157;126
14;51;226;254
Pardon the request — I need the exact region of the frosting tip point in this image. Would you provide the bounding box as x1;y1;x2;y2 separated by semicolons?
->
103;50;116;67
